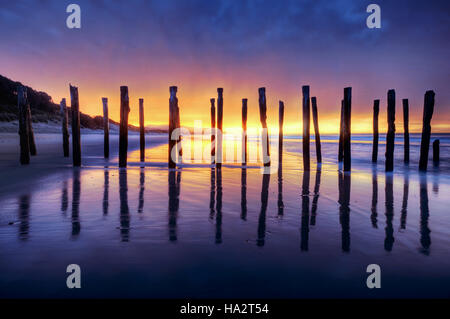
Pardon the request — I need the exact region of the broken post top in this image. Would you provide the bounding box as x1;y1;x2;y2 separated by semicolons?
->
120;86;129;101
139;98;144;104
311;97;317;104
102;97;108;103
242;99;248;119
374;99;380;113
210;98;215;106
170;86;178;101
17;85;27;102
217;88;223;97
69;85;79;104
279;101;284;122
302;86;309;95
423;90;435;121
60;98;67;112
258;87;266;103
344;87;352;95
387;89;396;120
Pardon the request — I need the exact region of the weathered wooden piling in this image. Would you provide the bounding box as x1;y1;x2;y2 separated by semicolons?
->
311;97;322;164
385;90;396;172
70;85;81;167
27;106;37;156
210;98;216;164
242;98;248;165
258;88;270;167
403;99;410;164
343;88;352;171
372;100;380;163
18;86;30;165
216;88;224;169
419;90;435;171
338;100;344;162
168;86;178;168
60;98;69;157
119;86;130;168
139;98;145;162
302;86;310;171
433;139;440;165
102;98;109;158
278;101;284;164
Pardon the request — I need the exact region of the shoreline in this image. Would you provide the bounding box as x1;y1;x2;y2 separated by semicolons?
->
0;132;166;197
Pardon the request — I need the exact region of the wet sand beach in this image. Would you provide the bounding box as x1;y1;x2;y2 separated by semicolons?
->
0;133;449;298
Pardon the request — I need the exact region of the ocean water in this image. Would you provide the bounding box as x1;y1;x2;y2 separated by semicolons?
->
0;133;449;298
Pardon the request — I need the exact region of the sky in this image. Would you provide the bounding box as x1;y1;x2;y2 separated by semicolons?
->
0;0;449;133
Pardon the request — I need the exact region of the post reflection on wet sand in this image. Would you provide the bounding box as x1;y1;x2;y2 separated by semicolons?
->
419;174;431;255
300;171;310;251
138;168;145;214
310;167;321;226
241;167;247;220
119;169;130;242
338;171;351;252
103;168;109;216
209;168;215;220
168;170;181;242
215;168;223;244
400;173;409;230
370;167;378;228
72;168;81;237
277;164;284;217
61;181;68;213
18;194;31;241
257;173;270;247
384;173;395;251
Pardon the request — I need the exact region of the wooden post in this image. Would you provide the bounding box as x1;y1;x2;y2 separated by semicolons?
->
433;139;439;165
27;106;37;156
302;86;310;171
311;97;322;164
102;98;109;159
210;98;216;164
60;98;69;157
216;88;223;169
343;88;352;171
139;98;145;162
419;90;435;171
338;100;344;162
119;86;130;168
278;101;284;165
168;86;178;168
17;85;30;165
242;98;248;165
385;89;396;172
258;88;270;167
372;100;379;163
403;99;410;164
70;85;81;167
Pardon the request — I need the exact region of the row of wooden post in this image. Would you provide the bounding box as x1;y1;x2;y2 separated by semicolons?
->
369;89;437;172
59;85;146;168
18;84;438;173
